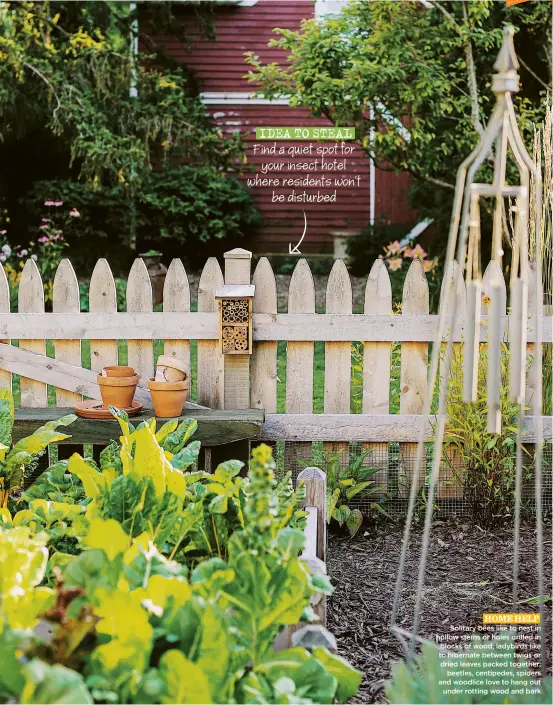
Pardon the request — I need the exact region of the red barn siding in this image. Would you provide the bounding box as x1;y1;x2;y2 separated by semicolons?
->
147;0;417;253
215;103;370;253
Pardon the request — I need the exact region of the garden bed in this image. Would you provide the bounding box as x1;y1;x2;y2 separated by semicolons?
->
327;520;553;704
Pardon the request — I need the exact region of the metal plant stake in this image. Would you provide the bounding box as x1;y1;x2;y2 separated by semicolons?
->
391;26;546;675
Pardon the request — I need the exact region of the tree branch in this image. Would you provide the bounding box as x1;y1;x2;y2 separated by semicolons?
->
23;62;62;119
518;56;550;92
427;0;483;135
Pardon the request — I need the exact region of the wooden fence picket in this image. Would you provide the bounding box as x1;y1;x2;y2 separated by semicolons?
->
251;257;277;413
399;259;429;496
18;260;47;408
127;258;154;387
362;259;392;489
0;265;11;391
482;260;506;433
197;257;224;409
163;259;191;377
285;259;315;475
53;259;82;407
438;260;466;499
89;259;118;374
324;259;352;466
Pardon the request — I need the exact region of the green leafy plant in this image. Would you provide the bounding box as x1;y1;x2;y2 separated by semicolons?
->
300;448;389;537
0;389;75;509
0;436;361;704
440;342;530;524
386;637;552;704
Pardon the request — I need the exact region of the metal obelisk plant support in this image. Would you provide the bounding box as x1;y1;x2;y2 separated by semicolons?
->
391;26;546;673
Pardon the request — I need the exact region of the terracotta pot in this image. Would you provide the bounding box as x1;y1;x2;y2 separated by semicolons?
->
97;374;139;408
148;378;189;417
155;355;189;383
104;365;135;378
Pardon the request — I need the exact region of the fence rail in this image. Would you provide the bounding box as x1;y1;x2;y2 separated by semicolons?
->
1;249;551;505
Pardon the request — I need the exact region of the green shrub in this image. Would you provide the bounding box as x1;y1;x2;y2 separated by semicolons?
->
25;166;261;271
441;342;531;525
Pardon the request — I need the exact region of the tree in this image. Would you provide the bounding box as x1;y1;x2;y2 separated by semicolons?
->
0;1;258;267
245;0;551;241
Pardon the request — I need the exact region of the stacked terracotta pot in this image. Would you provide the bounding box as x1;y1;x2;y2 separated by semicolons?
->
98;366;139;408
148;356;189;417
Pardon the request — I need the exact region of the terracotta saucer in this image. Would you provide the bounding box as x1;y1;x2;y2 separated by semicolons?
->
74;400;144;419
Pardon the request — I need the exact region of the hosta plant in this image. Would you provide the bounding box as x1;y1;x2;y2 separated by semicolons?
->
0;388;75;510
300;448;389;537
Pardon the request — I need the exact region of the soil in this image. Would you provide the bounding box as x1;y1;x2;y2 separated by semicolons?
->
327;520;553;704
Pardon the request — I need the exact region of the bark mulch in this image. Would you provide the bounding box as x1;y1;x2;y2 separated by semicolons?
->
327;520;552;704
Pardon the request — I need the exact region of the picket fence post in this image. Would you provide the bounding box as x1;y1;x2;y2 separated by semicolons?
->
362;259;392;488
127;258;154;387
89;258;118;374
285;259;315;477
251;257;277;412
399;259;429;496
438;260;466;499
197;257;224;410
19;259;47;408
323;260;352;467
163;259;191;378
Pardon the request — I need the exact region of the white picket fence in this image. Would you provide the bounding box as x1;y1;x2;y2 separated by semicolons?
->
0;248;551;496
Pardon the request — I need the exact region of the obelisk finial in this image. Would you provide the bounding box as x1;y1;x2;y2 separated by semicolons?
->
492;26;520;94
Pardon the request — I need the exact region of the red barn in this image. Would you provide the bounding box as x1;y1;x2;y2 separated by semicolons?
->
148;0;417;254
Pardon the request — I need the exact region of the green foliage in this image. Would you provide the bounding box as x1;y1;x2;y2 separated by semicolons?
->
0;421;361;704
246;0;550;241
386;637;552;704
300;448;390;536
0;388;76;508
441;342;530;524
0;2;259;263
26;167;260;267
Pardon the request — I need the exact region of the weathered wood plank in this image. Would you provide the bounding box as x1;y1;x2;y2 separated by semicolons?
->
223;249;251;410
163;259;191;377
0;312;549;343
285;259;315;476
0;343;207;411
251;257;277;412
324;260;352;464
89;259;118;374
53;259;82;406
197;258;224;408
0;264;11;390
399;259;429;496
18;260;47;408
127;258;154;386
260;413;550;443
12;408;264;446
439;261;466;499
362;259;392;488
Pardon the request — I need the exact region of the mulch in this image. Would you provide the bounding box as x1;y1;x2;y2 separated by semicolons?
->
327;519;552;704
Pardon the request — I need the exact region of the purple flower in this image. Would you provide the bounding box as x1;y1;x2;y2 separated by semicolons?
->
39;224;48;230
20;249;28;257
54;201;63;207
38;236;48;243
0;230;7;235
41;218;50;223
44;200;54;207
0;255;5;263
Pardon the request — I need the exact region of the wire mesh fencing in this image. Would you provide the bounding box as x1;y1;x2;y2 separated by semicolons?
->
264;439;553;521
